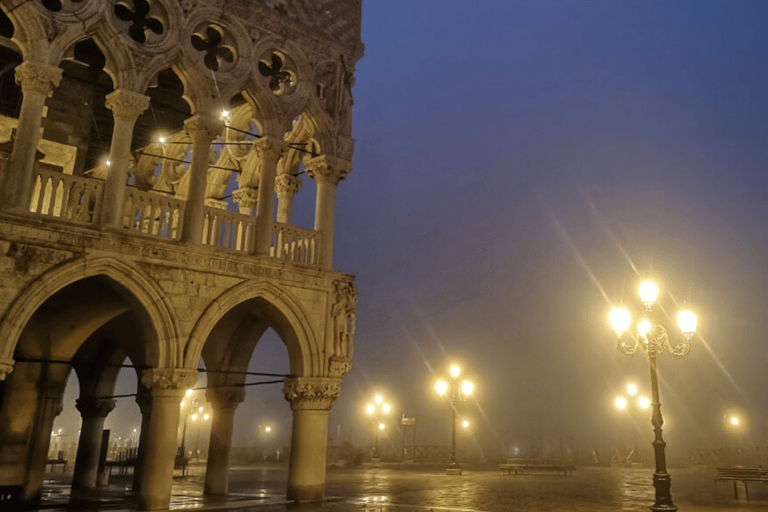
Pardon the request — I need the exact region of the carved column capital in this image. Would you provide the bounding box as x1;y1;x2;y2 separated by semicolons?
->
76;397;116;418
254;136;287;164
283;377;341;411
305;155;351;185
206;386;246;413
15;61;62;95
0;357;14;380
141;368;198;398
105;89;150;121
232;187;259;210
275;173;302;199
184;115;222;143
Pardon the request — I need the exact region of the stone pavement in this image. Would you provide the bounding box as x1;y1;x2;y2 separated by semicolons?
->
30;461;767;511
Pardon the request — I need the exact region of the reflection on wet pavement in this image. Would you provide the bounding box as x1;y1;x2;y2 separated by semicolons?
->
33;462;766;511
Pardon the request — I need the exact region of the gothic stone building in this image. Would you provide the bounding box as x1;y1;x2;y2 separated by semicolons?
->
0;0;362;509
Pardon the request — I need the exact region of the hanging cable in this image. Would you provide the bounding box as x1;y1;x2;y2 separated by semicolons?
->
13;356;292;378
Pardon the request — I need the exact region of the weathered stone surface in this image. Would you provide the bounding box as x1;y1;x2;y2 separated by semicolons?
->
0;0;361;507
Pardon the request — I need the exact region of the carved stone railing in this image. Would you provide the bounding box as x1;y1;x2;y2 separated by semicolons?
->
29;168;103;224
202;206;255;253
123;188;185;240
271;222;321;266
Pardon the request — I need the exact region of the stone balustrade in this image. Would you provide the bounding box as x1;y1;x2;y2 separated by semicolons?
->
202;206;255;253
272;221;321;266
123;187;186;240
22;163;325;267
29;168;103;224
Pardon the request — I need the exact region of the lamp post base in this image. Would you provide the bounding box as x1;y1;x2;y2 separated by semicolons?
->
651;472;677;512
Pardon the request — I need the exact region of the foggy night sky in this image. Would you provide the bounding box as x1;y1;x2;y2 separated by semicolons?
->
55;0;768;461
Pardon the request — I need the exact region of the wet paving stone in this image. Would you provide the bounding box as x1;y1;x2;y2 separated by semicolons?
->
32;462;768;511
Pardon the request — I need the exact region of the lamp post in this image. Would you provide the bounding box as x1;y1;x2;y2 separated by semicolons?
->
366;395;391;462
256;423;274;460
435;364;474;475
191;408;210;460
179;389;196;458
725;413;745;464
614;383;650;464
609;279;697;512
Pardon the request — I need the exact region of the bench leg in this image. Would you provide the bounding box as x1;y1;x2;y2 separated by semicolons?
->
745;482;749;501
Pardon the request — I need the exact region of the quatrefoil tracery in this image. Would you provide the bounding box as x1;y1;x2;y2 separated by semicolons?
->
258;51;296;95
191;25;235;72
114;0;164;44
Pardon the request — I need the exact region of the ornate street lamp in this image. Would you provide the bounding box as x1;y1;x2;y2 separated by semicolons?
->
435;364;474;475
366;394;391;462
609;279;696;512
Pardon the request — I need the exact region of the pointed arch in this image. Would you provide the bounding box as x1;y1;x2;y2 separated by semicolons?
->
0;257;179;369
186;281;320;377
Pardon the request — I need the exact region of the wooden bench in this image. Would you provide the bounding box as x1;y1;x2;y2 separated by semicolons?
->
499;458;576;476
105;447;138;475
46;451;68;472
715;467;768;500
103;447;189;476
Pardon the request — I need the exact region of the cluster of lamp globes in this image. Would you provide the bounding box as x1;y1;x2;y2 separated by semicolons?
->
615;383;650;412
181;388;211;422
608;281;697;340
366;365;476;430
366;395;391;431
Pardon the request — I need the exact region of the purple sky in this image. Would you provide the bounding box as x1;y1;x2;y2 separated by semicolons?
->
55;1;768;460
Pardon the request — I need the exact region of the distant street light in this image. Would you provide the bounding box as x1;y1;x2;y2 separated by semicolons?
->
256;423;275;460
366;394;391;462
724;412;746;464
192;411;211;460
179;389;197;458
435;364;474;475
609;279;696;512
614;382;651;464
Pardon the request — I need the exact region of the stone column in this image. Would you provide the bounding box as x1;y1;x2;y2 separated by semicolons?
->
305;155;351;268
253;137;286;255
138;368;197;511
0;61;62;211
180;116;220;244
72;397;116;489
132;390;152;492
283;377;341;501
102;89;150;228
21;387;64;504
203;386;245;495
275;174;302;224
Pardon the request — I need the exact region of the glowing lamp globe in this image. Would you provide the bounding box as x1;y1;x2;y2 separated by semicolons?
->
609;308;631;336
639;281;658;307
678;310;697;339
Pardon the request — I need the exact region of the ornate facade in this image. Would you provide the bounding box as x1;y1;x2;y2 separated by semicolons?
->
0;0;362;509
